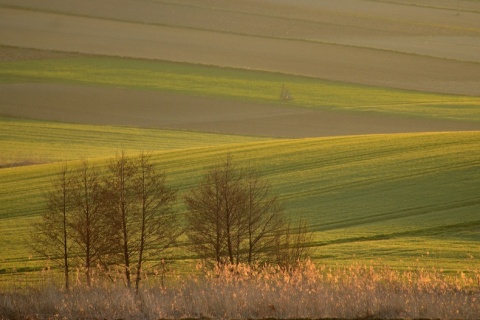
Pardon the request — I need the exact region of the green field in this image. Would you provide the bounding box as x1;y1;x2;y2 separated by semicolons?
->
1;117;479;274
2;56;480;121
1;53;480;278
0;117;270;166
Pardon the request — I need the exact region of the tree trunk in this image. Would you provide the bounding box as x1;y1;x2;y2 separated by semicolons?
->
61;164;70;291
63;177;69;291
135;165;147;293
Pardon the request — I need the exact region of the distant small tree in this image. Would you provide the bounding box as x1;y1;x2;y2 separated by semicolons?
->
30;163;72;290
280;84;293;101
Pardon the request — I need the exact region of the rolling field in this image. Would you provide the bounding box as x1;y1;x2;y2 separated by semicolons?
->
1;123;479;274
1;0;480;288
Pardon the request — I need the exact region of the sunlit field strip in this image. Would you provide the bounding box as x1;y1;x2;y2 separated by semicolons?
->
1;57;479;121
0;117;271;166
1;130;479;273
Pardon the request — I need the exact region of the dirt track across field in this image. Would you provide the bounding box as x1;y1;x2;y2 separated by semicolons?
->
1;0;480;137
2;84;479;138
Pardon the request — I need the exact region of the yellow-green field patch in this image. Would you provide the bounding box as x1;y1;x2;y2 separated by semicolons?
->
2;57;480;121
0;117;271;167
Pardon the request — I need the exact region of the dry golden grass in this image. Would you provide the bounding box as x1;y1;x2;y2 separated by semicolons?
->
1;261;479;319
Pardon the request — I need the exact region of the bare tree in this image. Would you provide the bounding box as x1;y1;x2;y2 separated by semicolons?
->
184;160;230;264
30;153;181;290
185;156;286;265
69;159;110;287
133;152;179;293
219;157;245;264
103;152;179;290
274;219;313;270
29;163;72;290
243;169;285;263
102;151;138;288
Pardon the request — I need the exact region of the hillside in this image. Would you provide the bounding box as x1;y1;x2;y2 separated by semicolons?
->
1;126;479;273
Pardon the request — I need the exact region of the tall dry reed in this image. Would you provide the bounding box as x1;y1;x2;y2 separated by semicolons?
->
1;261;479;319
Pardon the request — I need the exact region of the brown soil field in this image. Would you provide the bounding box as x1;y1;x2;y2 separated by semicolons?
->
1;0;479;137
2;83;479;138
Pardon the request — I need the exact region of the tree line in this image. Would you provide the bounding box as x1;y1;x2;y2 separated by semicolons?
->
31;152;312;291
